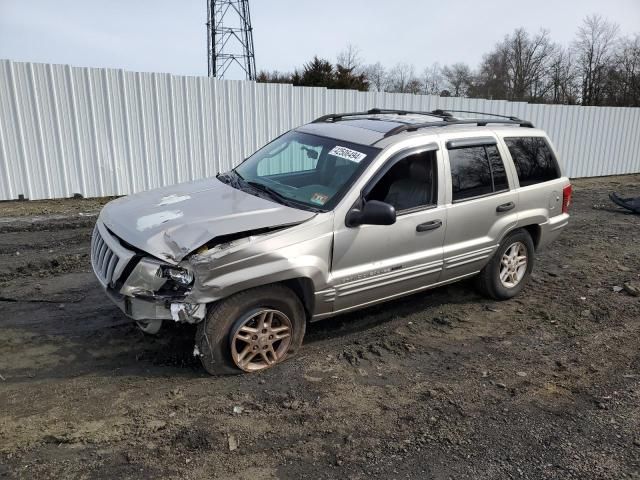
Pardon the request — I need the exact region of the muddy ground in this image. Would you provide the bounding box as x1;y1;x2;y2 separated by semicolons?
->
0;175;639;479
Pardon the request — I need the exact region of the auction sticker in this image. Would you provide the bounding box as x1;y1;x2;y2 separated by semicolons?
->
328;146;367;163
310;193;329;205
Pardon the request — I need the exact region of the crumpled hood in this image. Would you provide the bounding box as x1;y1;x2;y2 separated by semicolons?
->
99;177;316;263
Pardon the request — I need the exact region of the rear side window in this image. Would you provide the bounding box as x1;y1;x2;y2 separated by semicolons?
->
449;145;510;201
504;137;560;186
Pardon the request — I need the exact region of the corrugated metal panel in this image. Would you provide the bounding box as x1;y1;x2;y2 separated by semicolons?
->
1;59;639;200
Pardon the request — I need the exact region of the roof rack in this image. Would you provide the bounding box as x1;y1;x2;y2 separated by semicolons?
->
311;108;534;137
312;108;451;123
432;109;524;122
381;118;534;138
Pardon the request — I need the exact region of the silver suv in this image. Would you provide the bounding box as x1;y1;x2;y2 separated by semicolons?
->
91;109;572;375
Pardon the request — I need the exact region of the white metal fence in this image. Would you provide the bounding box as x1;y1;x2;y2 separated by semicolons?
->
1;59;639;201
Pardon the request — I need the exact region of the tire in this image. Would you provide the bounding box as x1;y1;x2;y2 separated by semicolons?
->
195;284;306;375
136;319;163;335
476;229;535;300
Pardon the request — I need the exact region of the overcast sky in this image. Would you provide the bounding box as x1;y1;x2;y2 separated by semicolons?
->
1;0;639;79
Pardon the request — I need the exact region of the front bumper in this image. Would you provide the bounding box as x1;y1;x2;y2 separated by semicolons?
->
104;286;206;323
104;287;174;321
92;220;206;323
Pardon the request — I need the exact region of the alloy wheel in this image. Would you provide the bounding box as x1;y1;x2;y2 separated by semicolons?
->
230;309;293;372
499;241;528;288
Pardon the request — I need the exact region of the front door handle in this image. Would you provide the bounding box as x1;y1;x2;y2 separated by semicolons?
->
496;202;515;212
416;220;442;232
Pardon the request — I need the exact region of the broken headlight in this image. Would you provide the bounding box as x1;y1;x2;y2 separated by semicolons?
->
160;266;194;287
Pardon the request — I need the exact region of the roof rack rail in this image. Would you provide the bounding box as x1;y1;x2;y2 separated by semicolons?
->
366;108;453;119
310;107;535;137
382;118;534;138
312;108;451;123
433;109;525;122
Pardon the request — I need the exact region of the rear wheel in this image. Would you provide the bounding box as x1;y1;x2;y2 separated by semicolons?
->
476;229;534;300
195;285;306;375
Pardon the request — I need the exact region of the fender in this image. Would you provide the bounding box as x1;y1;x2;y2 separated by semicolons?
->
184;215;334;306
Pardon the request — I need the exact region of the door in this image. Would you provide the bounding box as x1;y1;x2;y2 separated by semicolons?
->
440;136;519;281
331;147;446;312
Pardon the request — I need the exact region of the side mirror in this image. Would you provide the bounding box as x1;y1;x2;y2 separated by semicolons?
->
346;200;396;227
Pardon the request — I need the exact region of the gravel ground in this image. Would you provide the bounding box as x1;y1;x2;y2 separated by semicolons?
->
0;175;639;479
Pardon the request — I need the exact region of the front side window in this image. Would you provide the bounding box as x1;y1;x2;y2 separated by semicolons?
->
503;137;560;186
365;151;437;213
449;144;510;202
231;131;380;211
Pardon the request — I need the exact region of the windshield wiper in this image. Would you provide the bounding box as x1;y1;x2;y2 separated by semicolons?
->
232;168;245;181
246;181;323;213
246;181;291;203
221;171;322;212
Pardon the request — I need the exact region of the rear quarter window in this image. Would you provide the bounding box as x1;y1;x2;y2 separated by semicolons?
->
504;137;560;187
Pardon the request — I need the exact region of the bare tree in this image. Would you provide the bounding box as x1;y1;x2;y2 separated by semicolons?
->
442;63;473;97
337;44;363;73
504;29;556;101
471;49;510;100
405;78;423;94
269;16;639;106
573;14;619;105
388;63;417;93
605;34;640;106
363;62;388;92
471;28;556;102
421;63;443;95
333;44;369;91
617;35;640;106
548;47;579;104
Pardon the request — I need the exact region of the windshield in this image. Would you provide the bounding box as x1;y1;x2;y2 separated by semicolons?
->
230;131;380;211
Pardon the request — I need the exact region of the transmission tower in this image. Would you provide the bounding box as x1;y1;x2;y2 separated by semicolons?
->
206;0;256;80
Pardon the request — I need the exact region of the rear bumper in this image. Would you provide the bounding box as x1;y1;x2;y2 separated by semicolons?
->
538;213;569;249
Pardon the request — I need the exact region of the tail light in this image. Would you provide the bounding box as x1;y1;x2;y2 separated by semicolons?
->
562;184;573;214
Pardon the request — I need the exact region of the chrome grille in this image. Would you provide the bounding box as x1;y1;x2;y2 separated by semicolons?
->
91;226;120;286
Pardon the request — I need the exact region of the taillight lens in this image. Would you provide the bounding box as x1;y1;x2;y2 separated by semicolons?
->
562;184;572;214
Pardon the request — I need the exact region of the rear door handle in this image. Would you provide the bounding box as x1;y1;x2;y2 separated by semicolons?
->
416;220;442;232
496;202;515;212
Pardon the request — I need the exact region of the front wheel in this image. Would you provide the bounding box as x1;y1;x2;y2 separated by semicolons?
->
476;229;535;300
195;285;306;375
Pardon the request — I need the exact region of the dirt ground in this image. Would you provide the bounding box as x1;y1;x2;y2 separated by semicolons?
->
0;175;639;479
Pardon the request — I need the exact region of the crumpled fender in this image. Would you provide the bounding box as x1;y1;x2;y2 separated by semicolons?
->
183;214;334;305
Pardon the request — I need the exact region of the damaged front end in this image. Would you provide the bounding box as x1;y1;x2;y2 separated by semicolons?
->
91;178;319;328
91;221;207;325
91;217;311;328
